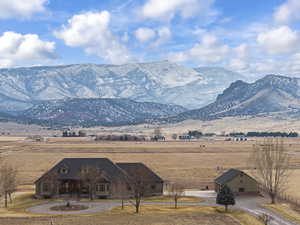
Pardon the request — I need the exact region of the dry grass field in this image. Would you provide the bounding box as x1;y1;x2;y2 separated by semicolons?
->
0;136;299;225
1;136;300;199
0;211;243;225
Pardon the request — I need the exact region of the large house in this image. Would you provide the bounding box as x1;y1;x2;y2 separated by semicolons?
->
35;158;164;199
215;169;259;195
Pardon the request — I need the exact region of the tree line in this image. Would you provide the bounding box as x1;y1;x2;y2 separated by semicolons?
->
229;131;298;137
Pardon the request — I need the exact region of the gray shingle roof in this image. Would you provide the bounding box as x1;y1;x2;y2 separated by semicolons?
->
215;169;242;185
35;158;128;183
116;163;163;183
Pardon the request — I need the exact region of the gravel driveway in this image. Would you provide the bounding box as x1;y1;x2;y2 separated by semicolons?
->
27;201;120;215
185;190;298;225
27;191;299;225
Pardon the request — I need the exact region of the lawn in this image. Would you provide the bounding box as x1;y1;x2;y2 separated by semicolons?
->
262;203;300;224
0;191;56;217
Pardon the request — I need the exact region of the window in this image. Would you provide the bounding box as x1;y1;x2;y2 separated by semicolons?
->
59;167;69;174
81;167;89;174
96;184;105;192
151;185;156;190
239;188;245;192
127;185;132;191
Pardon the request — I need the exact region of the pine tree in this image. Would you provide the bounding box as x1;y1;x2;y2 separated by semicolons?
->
216;185;235;212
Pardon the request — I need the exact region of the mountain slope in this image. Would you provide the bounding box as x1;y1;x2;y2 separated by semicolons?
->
167;75;300;122
0;62;245;111
21;98;186;127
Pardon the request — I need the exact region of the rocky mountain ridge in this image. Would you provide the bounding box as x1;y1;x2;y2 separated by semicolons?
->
166;74;300;122
0;61;245;111
19;98;186;127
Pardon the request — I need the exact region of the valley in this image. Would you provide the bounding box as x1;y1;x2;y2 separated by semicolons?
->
1;137;300;200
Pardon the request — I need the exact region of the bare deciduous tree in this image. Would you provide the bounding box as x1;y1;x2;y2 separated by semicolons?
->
258;213;273;225
79;165;103;200
0;163;18;208
170;183;184;209
127;168;151;213
250;138;291;204
43;171;59;197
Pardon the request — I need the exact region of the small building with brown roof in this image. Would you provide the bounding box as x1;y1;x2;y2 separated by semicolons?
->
35;158;164;199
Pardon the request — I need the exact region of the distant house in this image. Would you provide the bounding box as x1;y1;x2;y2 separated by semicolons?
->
215;169;259;195
178;135;192;140
26;135;45;142
35;158;163;199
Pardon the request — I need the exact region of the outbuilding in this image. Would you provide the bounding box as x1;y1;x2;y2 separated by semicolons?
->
215;169;259;195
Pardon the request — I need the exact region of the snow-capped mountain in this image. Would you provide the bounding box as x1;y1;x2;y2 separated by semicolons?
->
0;61;245;111
166;75;300;122
20;98;186;127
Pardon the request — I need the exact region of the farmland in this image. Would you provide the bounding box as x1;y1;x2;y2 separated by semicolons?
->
1;136;300;198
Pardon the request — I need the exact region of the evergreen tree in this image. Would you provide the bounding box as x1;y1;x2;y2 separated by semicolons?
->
216;185;235;212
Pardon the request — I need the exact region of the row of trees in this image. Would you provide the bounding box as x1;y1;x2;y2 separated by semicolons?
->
229;131;298;137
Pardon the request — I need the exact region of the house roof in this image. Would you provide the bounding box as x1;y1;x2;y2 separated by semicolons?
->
215;168;251;185
35;158;128;183
116;163;164;183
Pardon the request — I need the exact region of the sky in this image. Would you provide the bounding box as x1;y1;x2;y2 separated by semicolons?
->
0;0;300;77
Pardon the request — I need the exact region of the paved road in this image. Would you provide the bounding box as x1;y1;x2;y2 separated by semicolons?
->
27;191;299;225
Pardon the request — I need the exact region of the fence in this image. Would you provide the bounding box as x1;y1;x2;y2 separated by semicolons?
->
277;192;300;207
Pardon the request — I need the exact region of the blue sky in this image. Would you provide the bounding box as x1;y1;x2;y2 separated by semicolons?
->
0;0;300;77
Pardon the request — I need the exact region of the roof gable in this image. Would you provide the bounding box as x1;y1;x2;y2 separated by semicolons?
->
215;169;255;185
116;163;163;183
35;158;128;183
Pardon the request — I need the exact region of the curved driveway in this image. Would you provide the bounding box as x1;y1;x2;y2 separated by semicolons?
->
27;201;119;215
28;191;298;225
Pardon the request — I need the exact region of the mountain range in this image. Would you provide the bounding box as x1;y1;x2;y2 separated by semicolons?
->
1;60;299;128
166;74;300;122
0;61;245;111
19;98;186;127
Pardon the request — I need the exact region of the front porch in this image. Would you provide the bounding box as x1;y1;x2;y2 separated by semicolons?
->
53;179;111;198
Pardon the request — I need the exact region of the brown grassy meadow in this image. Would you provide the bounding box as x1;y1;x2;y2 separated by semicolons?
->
1;137;300;196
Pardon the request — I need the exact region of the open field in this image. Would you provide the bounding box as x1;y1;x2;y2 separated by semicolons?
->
1;137;300;199
77;116;300;136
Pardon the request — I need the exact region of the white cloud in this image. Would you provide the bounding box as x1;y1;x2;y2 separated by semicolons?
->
234;44;248;59
141;0;217;21
153;27;171;46
0;0;47;19
229;58;249;71
189;34;229;64
0;31;56;68
167;52;188;63
168;33;229;65
218;17;232;24
55;11;132;64
274;0;300;24
257;26;299;55
135;27;156;42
